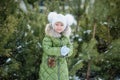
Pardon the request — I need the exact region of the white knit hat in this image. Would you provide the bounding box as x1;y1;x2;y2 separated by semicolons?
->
48;12;76;28
52;14;67;28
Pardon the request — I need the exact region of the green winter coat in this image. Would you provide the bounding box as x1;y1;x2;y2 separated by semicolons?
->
39;24;73;80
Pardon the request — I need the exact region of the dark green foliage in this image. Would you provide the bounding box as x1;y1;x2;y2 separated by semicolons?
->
0;0;18;55
94;39;120;79
0;0;120;80
0;0;45;79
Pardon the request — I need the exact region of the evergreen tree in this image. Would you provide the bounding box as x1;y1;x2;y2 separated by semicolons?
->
0;0;45;79
0;0;120;80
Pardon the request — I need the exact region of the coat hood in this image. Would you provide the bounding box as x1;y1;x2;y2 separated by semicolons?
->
45;24;72;38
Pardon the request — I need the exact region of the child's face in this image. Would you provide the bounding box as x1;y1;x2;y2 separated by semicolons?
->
54;22;65;33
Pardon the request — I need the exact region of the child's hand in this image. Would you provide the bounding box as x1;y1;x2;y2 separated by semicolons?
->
61;46;70;56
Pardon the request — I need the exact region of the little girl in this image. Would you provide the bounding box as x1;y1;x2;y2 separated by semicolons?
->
39;12;76;80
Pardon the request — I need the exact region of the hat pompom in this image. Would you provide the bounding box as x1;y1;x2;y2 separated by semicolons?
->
48;12;57;23
65;14;77;26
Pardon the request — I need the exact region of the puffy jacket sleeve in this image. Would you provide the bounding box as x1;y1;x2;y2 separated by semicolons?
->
42;36;61;56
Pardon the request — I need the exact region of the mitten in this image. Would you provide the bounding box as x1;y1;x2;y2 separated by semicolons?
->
61;46;70;56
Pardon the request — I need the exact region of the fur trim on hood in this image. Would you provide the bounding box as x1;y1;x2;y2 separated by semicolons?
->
45;24;71;38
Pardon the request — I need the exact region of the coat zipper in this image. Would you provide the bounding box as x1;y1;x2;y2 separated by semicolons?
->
58;37;62;80
58;58;60;80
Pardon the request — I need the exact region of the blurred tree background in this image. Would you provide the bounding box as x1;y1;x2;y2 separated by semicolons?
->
0;0;120;80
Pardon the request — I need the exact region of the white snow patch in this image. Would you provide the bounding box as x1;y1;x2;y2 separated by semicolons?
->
19;0;27;13
6;58;11;63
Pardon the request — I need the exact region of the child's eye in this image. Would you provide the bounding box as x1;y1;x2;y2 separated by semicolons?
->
61;24;63;26
55;24;59;26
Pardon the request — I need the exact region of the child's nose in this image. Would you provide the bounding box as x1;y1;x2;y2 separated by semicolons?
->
58;25;61;28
